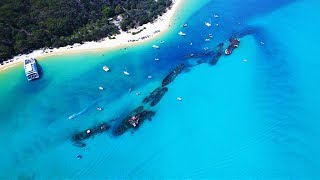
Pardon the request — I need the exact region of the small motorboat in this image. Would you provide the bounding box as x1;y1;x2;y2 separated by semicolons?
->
152;45;160;49
204;47;209;51
155;58;160;61
190;42;193;45
123;68;130;75
205;22;212;27
205;39;210;42
182;23;188;27
97;107;103;111
147;76;152;79
178;31;186;36
177;97;182;101
68;114;76;120
214;14;219;18
103;65;110;72
99;86;104;90
160;41;165;44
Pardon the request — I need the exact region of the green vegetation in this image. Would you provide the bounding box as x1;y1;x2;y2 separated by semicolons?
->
131;27;146;35
0;0;173;62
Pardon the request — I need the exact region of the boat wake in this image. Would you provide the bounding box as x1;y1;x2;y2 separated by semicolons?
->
68;100;99;120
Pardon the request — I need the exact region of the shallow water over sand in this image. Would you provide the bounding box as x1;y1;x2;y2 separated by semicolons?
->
0;0;320;178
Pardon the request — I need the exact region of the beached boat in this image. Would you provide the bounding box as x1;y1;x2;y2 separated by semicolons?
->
103;65;110;72
24;58;39;81
178;31;186;36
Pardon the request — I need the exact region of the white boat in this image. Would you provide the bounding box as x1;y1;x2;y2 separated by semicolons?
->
205;39;210;42
123;68;130;75
24;58;39;81
97;107;103;111
177;97;182;101
178;31;186;36
205;22;212;27
182;23;188;27
214;14;219;18
160;41;165;44
204;47;209;51
152;45;160;49
68;114;76;120
103;65;110;72
155;58;160;61
99;86;104;90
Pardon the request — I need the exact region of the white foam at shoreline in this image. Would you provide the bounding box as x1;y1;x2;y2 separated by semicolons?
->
0;0;184;72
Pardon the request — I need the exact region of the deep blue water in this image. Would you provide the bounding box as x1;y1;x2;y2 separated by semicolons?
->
0;0;319;178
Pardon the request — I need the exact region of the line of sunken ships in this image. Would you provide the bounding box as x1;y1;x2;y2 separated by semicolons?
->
71;37;240;147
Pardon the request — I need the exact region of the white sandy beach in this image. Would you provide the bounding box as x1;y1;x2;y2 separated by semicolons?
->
0;0;183;72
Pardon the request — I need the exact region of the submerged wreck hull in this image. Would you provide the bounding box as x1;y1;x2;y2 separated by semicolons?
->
71;122;110;145
209;43;224;65
162;63;185;87
113;106;155;136
143;87;168;106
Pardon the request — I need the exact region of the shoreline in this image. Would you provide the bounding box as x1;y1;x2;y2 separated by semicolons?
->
0;0;184;72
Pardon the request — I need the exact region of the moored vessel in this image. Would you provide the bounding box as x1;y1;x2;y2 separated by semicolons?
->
24;58;39;81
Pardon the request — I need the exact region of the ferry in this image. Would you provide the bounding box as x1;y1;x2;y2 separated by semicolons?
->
24;58;39;81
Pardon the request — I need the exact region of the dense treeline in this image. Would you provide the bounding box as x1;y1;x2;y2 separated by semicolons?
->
0;0;172;63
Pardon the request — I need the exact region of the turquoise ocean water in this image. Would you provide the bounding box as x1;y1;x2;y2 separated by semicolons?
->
0;0;320;178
